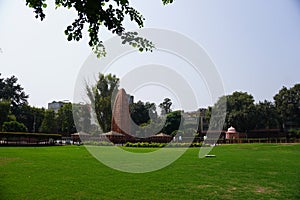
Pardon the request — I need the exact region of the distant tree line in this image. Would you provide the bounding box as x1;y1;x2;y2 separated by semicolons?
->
207;84;300;136
0;72;183;137
1;73;300;139
0;73;92;136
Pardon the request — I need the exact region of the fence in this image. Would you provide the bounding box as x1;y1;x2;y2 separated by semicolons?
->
0;132;62;146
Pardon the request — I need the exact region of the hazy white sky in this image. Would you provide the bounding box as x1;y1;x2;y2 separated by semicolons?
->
1;0;300;109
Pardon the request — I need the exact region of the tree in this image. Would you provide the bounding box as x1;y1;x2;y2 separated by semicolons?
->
0;75;4;94
288;128;300;139
274;84;300;129
57;103;77;136
0;100;10;128
162;110;183;135
0;74;29;113
73;103;92;133
159;98;172;115
208;92;256;132
130;100;157;126
25;0;173;57
205;96;227;131
15;105;45;133
2;121;28;132
254;100;279;129
86;73;119;133
40;110;57;133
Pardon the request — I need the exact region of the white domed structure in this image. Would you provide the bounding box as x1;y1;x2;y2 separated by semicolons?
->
226;126;239;139
227;126;236;133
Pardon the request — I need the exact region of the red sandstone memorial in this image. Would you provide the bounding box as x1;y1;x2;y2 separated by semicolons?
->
100;88;173;144
111;88;132;137
100;88;133;143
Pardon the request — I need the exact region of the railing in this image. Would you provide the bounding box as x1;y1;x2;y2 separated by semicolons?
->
223;137;300;144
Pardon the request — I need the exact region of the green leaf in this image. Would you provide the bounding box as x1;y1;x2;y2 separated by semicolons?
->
67;34;73;41
162;0;174;5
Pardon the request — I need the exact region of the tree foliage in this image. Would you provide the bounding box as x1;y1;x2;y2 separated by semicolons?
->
0;100;11;128
288;128;300;139
254;100;279;129
24;0;173;57
73;103;92;133
162;110;182;135
208;92;256;132
130;100;157;126
274;84;300;128
2;121;28;132
159;98;172;115
0;74;28;112
57;103;77;135
86;73;119;133
227;92;256;132
40;110;57;133
15;105;45;133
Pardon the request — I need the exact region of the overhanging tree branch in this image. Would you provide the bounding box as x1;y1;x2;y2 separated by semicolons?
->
25;0;173;58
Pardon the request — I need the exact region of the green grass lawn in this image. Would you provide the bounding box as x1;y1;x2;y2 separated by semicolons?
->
1;144;300;199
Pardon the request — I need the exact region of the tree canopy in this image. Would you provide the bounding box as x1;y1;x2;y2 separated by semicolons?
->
254;100;279;129
207;91;256;132
15;105;45;133
130;100;157;126
274;84;300;129
72;103;92;133
86;73;119;132
0;101;10;128
2;121;28;132
162;110;182;135
0;73;28;110
57;103;77;135
40;110;57;133
25;0;173;57
159;98;172;115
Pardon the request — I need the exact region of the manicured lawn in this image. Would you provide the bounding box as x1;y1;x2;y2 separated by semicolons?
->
1;144;300;199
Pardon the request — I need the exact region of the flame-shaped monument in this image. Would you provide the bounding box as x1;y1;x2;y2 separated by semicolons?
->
111;88;132;138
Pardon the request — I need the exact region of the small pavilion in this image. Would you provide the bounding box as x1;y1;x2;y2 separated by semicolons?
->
225;126;239;139
71;132;90;144
99;131;126;144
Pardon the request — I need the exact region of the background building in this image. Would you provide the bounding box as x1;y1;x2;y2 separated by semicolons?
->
48;101;65;113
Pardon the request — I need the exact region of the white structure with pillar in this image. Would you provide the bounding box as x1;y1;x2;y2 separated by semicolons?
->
226;126;239;139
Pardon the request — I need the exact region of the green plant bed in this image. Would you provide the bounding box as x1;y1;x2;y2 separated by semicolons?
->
123;142;205;148
1;144;300;199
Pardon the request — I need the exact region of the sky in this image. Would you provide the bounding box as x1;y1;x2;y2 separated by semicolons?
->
0;0;300;110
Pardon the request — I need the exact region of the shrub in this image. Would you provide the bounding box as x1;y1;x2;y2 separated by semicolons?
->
124;142;165;148
123;142;204;148
2;121;28;132
288;129;300;139
84;141;114;146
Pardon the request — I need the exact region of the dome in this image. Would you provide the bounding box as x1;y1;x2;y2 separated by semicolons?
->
227;126;236;133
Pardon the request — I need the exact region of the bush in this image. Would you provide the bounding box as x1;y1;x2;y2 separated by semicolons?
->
2;121;28;132
288;129;300;139
123;142;204;148
124;142;165;148
84;141;114;146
